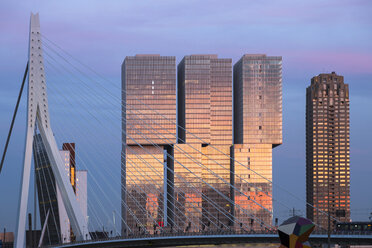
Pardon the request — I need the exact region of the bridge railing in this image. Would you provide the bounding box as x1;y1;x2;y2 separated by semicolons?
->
49;229;372;248
51;229;278;247
313;230;372;236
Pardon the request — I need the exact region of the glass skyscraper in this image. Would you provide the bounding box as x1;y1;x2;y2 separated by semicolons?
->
232;54;282;231
33;134;61;245
233;54;282;146
122;53;282;234
122;55;177;146
178;55;232;145
121;55;177;234
306;72;350;230
177;55;233;231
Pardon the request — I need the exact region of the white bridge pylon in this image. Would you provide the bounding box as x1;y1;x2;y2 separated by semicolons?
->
15;13;90;248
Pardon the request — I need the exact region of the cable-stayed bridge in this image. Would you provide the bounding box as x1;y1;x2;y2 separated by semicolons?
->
1;13;371;248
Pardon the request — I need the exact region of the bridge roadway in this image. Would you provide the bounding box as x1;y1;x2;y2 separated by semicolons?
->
53;232;372;247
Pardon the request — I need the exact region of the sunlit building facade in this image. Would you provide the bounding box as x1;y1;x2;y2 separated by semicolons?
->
231;144;273;230
57;143;87;243
201;145;232;230
122;55;177;145
178;55;232;145
177;55;233;231
121;53;282;234
173;144;203;232
232;54;282;231
306;72;350;230
58;150;71;243
210;58;233;144
233;54;282;146
173;144;233;232
122;55;177;234
125;146;166;233
62;143;76;193
57;155;88;243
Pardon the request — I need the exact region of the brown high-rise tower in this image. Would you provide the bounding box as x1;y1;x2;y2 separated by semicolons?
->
306;72;350;230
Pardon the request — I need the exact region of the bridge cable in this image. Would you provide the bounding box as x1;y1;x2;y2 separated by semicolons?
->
41;48;276;231
0;63;28;174
41;50;230;232
41;81;158;236
40;40;290;214
44;68;224;234
33;128;107;243
41;54;256;231
41;37;340;229
43;69;167;234
42;61;270;232
42;57;243;232
42;45;271;230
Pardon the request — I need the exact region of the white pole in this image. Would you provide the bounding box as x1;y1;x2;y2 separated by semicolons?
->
38;209;50;248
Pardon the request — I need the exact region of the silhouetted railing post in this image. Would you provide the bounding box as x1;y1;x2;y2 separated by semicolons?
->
28;213;32;248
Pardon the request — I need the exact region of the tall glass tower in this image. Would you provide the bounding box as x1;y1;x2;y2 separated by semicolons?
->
232;54;282;231
33;134;61;245
177;55;233;231
306;72;350;230
121;53;283;233
121;55;177;234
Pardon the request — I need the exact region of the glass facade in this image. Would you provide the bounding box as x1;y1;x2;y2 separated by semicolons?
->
233;54;282;146
210;59;233;145
232;54;282;231
125;145;166;234
173;144;203;232
122;55;177;235
122;55;177;145
231;144;272;231
33;134;61;245
173;144;233;231
306;72;350;230
121;53;282;234
201;145;232;230
176;55;233;232
177;55;232;144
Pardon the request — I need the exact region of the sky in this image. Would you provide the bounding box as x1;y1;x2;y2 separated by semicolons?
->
0;0;372;233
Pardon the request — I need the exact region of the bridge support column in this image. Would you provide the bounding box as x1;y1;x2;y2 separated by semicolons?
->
15;13;90;248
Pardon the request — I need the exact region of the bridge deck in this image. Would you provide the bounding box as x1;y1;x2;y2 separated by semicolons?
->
53;233;372;248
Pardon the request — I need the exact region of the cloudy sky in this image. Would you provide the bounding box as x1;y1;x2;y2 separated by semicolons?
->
0;0;371;232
